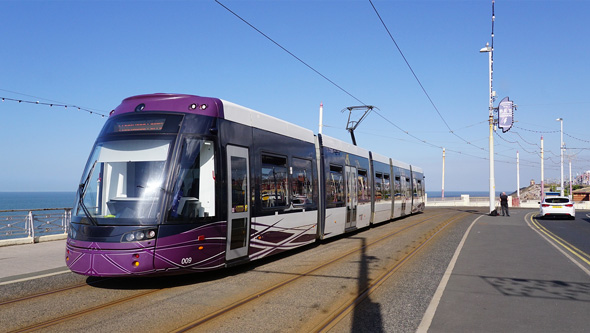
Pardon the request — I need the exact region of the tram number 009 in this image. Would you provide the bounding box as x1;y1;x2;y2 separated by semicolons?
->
181;257;192;265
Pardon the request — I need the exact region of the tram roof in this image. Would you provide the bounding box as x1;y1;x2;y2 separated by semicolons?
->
320;135;370;158
110;94;315;143
221;100;315;143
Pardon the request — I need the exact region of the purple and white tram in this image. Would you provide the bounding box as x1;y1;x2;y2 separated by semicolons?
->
65;93;425;277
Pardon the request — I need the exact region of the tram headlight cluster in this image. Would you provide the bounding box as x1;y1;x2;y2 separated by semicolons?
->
122;229;157;242
68;227;77;239
188;103;208;111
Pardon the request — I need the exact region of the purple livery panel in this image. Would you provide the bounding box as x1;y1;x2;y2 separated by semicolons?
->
248;216;317;260
110;93;224;118
66;222;227;277
66;219;317;276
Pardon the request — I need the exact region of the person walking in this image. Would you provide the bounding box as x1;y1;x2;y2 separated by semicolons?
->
500;192;509;216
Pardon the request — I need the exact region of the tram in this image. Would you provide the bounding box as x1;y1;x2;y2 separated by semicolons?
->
65;93;425;277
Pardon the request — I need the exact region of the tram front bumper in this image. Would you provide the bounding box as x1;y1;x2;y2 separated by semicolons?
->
66;239;156;277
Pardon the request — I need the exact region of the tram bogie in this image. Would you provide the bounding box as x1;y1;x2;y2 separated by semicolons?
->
66;93;425;277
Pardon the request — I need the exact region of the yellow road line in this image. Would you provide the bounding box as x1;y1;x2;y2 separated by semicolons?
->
527;212;590;266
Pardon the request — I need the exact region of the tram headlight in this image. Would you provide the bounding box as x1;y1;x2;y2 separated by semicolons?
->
68;227;77;239
121;228;157;242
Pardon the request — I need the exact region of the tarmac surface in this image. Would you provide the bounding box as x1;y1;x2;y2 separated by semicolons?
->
1;208;589;331
420;209;590;332
0;238;69;285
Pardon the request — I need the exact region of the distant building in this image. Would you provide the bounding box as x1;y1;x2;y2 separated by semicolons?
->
573;187;590;201
577;171;590;186
530;179;535;186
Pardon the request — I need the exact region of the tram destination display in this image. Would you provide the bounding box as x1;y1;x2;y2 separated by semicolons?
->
114;119;166;132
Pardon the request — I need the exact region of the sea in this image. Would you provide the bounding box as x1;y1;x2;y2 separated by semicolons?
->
426;190;502;198
0;192;76;211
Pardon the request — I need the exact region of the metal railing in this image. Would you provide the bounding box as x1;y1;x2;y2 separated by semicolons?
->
425;195;499;207
0;208;71;240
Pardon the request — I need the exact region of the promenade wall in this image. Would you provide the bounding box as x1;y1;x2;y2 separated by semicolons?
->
425;194;590;210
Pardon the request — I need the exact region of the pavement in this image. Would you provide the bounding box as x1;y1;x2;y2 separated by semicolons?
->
421;209;590;332
1;210;589;331
0;239;69;285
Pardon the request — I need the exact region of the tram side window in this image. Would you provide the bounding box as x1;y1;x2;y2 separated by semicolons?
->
394;176;401;198
405;177;411;197
416;179;424;197
261;154;288;208
291;158;314;206
231;156;248;212
358;169;370;203
168;139;216;221
383;174;391;201
327;165;344;207
375;172;383;202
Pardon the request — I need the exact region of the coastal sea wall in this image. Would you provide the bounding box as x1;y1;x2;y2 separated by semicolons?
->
425;193;590;210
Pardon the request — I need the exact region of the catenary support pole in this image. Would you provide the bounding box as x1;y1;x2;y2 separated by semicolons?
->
319;102;323;135
516;150;520;205
541;135;545;202
442;148;445;199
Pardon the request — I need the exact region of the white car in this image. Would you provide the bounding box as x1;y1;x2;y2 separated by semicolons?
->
539;196;575;219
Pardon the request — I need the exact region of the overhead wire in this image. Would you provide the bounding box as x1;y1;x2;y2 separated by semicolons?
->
367;0;486;152
1;96;107;117
215;0;488;158
216;0;586;174
214;0;366;107
367;0;587;174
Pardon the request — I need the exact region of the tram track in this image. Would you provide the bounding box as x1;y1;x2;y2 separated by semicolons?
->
312;211;468;332
0;276;121;307
7;289;161;333
1;275;167;333
171;210;468;332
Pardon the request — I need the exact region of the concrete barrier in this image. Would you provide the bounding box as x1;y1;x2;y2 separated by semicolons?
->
0;233;67;247
425;194;590;210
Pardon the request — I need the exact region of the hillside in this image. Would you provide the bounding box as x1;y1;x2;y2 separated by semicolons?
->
509;184;542;201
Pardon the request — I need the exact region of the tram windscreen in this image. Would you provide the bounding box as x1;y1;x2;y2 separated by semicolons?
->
75;139;171;225
167;138;216;222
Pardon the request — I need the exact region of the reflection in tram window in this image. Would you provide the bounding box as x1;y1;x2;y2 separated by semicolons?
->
357;169;370;203
383;174;391;201
405;177;411;197
261;154;288;208
327;165;344;207
375;172;383;201
231;156;248;212
415;179;424;197
291;158;314;206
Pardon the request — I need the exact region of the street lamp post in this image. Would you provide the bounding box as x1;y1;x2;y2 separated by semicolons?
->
480;42;495;214
556;118;564;196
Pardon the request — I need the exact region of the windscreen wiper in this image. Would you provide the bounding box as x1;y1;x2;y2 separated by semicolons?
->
78;160;98;226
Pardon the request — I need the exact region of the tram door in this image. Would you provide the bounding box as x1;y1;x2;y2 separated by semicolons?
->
226;145;250;261
345;166;358;229
400;176;409;216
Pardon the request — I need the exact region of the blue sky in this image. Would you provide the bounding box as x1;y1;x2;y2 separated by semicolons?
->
1;0;589;193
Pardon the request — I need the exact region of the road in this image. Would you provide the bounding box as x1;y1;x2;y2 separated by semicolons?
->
535;211;590;256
